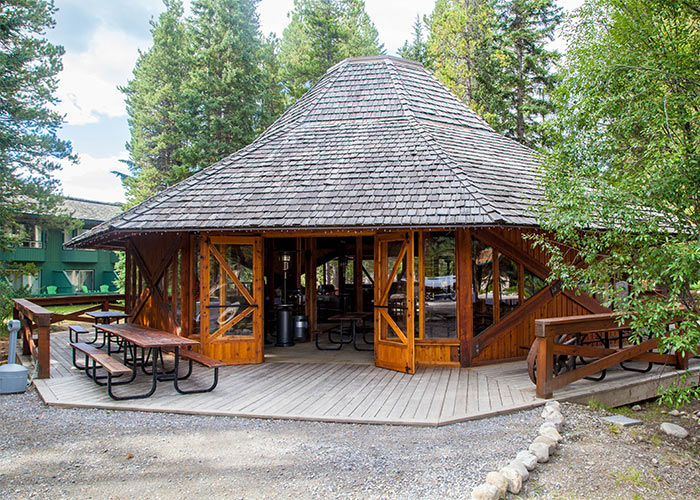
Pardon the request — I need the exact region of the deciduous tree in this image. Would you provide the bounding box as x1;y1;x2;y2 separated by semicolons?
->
536;0;700;404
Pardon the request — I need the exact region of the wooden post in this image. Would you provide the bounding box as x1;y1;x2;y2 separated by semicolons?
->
199;238;211;355
675;350;689;370
296;237;303;290
492;249;500;322
180;235;192;337
253;237;265;362
355;236;363;312
457;228;473;367
305;237;317;336
535;334;554;399
125;248;131;314
37;314;51;379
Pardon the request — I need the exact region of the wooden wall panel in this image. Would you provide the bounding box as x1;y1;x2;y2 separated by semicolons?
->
472;227;603;363
416;343;459;367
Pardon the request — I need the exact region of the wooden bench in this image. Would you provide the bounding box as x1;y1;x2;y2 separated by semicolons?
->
70;342;139;400
163;347;225;394
68;324;94;343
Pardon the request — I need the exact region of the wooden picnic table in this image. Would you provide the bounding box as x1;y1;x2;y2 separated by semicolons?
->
95;323;200;399
86;310;130;324
317;312;374;351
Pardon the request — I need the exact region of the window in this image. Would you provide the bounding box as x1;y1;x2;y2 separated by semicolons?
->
524;268;546;299
422;231;457;339
499;254;520;318
7;272;40;295
19;224;42;248
472;238;494;335
63;270;94;292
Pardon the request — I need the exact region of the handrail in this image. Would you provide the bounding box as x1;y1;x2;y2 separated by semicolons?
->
12;298;53;379
530;313;686;399
11;294;126;379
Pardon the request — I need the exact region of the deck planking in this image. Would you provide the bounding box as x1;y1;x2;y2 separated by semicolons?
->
27;331;700;426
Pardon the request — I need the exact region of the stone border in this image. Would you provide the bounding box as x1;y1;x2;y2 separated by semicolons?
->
470;401;565;499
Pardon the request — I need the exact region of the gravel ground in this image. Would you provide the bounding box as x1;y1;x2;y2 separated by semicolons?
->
517;401;700;500
1;388;541;500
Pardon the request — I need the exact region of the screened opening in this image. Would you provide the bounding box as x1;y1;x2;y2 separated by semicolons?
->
472;238;494;335
423;231;457;339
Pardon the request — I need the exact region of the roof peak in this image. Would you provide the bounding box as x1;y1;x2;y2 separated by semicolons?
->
326;55;423;74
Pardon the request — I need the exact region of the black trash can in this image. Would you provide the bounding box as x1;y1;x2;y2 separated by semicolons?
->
293;315;308;342
276;304;294;347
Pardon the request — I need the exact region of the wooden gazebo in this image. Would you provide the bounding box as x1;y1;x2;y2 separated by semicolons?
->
68;56;606;375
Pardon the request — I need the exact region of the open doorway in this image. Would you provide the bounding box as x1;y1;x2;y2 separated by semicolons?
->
263;235;375;365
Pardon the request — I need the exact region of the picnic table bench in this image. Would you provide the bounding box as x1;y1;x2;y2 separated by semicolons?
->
69;323;223;400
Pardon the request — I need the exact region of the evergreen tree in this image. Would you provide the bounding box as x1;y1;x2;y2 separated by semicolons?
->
121;0;284;204
0;0;73;318
279;0;383;100
398;15;429;66
426;0;496;113
181;0;279;171
121;0;190;204
492;0;562;146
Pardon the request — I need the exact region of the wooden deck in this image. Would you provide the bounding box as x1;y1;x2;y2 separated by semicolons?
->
29;331;700;426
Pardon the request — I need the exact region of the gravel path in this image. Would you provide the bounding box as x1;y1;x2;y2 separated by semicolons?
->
1;388;540;500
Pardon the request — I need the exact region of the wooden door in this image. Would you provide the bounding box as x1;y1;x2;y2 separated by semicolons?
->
374;232;416;374
200;236;264;364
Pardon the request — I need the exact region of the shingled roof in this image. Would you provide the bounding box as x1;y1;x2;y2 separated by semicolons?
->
70;56;541;249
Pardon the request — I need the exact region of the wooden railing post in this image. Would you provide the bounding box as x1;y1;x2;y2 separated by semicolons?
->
36;315;51;379
535;335;554;399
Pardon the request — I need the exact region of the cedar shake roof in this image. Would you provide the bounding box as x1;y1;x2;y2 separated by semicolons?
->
69;56;541;248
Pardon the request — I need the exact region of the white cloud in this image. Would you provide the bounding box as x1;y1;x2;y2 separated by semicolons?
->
56;152;128;203
55;28;147;125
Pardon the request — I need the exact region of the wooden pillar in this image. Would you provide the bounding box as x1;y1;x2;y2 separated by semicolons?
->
296;237;303;289
37;314;51;379
305;237;317;336
199;238;211;355
457;228;473;367
492;249;500;322
180;235;192;337
124;247;131;314
535;336;554;399
354;236;363;312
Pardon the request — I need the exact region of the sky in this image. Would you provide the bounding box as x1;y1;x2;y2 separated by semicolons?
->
48;0;582;204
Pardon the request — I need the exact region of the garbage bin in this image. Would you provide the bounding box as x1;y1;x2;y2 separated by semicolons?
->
293;315;308;342
276;304;294;347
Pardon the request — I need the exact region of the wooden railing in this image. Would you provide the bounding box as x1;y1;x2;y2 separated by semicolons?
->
11;293;126;379
529;313;687;399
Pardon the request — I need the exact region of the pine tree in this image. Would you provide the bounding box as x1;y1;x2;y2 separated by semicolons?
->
279;0;383;100
398;15;429;66
0;0;72;317
426;0;497;112
491;0;562;146
180;0;276;172
121;0;190;204
121;0;284;204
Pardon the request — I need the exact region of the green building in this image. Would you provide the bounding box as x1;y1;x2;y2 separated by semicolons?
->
2;197;122;295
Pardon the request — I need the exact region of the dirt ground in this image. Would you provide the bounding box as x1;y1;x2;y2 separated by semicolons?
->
517;399;700;500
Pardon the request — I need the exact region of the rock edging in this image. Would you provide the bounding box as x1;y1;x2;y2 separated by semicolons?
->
470;401;565;500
